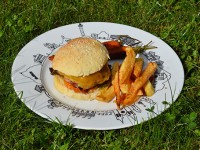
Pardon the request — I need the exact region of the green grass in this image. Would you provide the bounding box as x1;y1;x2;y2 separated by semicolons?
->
1;0;200;149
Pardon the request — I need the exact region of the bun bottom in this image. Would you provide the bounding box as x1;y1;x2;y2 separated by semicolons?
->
54;75;99;100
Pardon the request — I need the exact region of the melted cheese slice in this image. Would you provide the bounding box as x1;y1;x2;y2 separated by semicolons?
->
61;63;110;90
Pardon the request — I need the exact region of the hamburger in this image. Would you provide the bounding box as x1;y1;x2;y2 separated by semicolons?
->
50;37;111;100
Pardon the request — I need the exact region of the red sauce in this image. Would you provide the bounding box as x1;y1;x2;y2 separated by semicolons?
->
48;55;55;61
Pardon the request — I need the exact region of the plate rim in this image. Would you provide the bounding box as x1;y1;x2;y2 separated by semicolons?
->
11;22;185;130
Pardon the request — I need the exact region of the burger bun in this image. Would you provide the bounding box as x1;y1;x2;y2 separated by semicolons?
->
52;37;109;76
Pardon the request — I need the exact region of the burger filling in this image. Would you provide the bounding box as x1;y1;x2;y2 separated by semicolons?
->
51;63;111;93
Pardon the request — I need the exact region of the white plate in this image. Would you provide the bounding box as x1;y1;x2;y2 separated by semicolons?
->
11;22;184;130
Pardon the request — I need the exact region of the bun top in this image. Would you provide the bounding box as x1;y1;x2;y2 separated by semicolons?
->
52;37;109;76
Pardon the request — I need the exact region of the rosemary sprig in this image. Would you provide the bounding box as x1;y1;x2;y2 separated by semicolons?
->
134;41;157;53
117;35;157;53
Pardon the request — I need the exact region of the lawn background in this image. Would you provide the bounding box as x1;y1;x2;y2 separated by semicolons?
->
0;0;200;149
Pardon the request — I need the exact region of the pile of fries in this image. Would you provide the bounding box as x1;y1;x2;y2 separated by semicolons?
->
96;42;157;109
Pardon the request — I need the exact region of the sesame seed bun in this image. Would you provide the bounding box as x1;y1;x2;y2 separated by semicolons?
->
52;37;109;77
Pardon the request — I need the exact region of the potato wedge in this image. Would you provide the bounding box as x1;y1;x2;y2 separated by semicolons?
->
122;94;141;106
96;84;115;102
111;62;121;108
119;46;136;85
144;80;155;97
132;58;144;78
120;79;131;94
129;62;157;95
137;89;144;96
